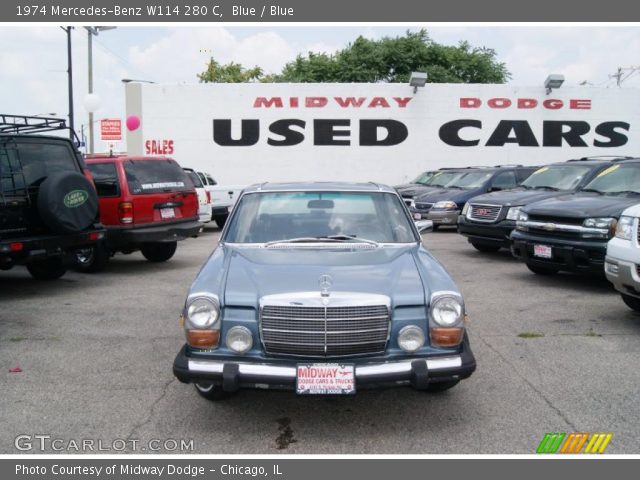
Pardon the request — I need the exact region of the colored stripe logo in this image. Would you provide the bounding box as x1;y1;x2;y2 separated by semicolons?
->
537;433;612;454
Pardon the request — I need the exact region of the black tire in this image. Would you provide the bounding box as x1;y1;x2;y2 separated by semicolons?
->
526;263;559;275
140;241;177;262
424;380;460;393
214;214;228;229
621;294;640;312
431;224;439;232
26;258;67;280
74;242;110;273
37;171;99;234
470;242;501;253
194;383;234;401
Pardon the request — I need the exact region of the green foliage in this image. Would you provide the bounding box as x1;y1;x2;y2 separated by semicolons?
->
198;58;264;83
197;30;510;84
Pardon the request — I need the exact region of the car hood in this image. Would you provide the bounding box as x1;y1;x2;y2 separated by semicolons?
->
220;245;426;308
523;192;640;219
396;184;439;197
415;188;481;204
468;188;569;207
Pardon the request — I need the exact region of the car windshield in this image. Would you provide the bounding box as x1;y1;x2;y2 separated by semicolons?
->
521;165;593;191
411;171;434;185
446;171;494;189
581;164;640;194
223;191;417;244
426;171;466;187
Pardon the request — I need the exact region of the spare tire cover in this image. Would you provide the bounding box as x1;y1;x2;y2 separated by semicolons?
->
37;171;99;234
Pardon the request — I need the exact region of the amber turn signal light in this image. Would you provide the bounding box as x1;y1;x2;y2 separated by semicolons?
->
431;327;463;347
186;330;220;349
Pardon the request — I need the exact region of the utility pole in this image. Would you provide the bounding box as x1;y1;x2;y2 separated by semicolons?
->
87;28;94;153
61;26;74;142
84;26;117;154
610;66;640;87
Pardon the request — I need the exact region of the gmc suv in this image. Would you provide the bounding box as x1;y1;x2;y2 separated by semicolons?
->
458;157;630;252
410;165;538;230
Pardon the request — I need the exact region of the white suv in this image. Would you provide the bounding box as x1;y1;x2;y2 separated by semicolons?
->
605;204;640;311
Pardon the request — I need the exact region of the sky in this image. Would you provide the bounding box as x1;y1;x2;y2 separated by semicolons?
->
1;25;639;139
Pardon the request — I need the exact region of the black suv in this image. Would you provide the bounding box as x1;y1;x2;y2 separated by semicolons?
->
511;158;640;275
0;115;104;279
396;168;472;208
457;157;631;252
409;165;538;229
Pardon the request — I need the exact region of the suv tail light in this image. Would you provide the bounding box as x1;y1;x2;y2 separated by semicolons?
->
118;202;134;224
206;191;212;204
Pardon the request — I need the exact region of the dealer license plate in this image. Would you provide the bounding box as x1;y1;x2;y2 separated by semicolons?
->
296;364;355;395
533;244;553;259
160;207;176;219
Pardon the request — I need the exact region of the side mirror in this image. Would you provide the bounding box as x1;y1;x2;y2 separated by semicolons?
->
415;219;434;233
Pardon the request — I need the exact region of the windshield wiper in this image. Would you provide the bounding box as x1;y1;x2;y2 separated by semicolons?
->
533;186;560;191
265;235;379;247
322;234;380;246
607;190;640;196
581;188;604;194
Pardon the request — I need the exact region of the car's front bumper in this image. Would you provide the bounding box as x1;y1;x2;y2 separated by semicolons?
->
510;230;607;274
173;337;476;392
409;208;460;226
457;216;514;248
605;255;640;298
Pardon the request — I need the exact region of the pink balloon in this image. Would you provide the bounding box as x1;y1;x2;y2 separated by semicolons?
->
126;115;140;131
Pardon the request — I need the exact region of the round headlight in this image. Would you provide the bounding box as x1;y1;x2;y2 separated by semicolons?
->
398;326;425;353
226;326;253;354
431;296;463;327
186;297;219;329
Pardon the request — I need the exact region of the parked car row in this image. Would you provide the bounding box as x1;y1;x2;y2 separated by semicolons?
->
397;155;640;314
0;114;232;279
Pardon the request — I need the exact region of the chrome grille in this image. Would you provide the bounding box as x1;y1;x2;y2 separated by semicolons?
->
261;304;389;357
414;202;433;211
469;203;502;222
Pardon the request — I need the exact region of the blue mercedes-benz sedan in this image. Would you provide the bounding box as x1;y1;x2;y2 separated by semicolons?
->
173;182;476;399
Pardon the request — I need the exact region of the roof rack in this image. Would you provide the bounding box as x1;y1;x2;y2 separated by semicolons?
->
0;114;81;147
494;164;524;167
567;155;637;162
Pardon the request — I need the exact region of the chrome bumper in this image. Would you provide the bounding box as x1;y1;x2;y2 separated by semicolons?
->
173;341;476;392
188;356;462;379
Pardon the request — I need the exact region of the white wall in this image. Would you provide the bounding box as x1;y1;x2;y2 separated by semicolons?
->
125;83;639;185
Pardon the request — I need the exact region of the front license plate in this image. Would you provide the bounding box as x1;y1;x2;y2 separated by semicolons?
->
414;213;422;220
160;207;176;219
533;244;553;259
296;364;355;395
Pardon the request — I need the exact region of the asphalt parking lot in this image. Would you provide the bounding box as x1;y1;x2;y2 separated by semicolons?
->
1;226;640;454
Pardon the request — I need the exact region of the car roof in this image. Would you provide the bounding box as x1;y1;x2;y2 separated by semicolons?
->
242;182;397;194
0;133;74;143
85;154;174;163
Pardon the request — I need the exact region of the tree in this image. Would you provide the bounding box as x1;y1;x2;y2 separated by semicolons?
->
274;30;509;83
198;58;264;83
197;30;510;84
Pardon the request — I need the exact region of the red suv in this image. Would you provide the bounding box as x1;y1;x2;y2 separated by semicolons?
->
75;154;202;272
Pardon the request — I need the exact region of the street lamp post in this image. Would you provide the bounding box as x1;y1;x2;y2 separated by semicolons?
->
85;26;116;154
60;26;74;141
